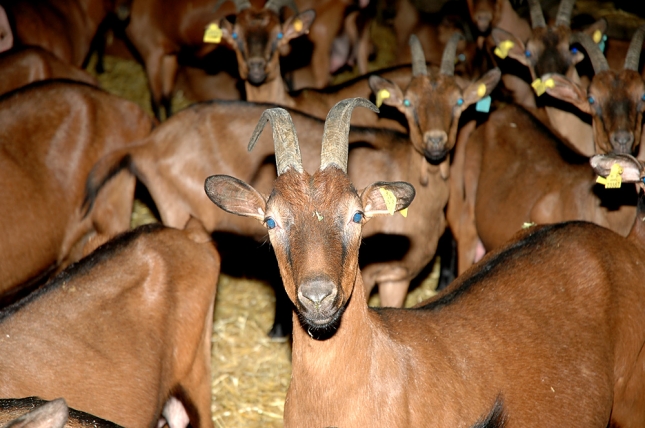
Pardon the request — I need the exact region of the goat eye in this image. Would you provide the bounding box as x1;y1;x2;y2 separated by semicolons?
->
265;218;276;229
456;98;464;106
352;212;363;223
571;47;578;54
588;96;595;104
277;32;283;40
403;99;411;107
641;94;645;102
232;32;238;40
524;50;531;58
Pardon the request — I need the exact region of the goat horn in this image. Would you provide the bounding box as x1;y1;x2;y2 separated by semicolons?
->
214;0;251;12
571;32;609;73
624;24;645;71
554;0;575;28
265;0;298;14
320;98;379;173
528;0;546;29
248;108;303;176
409;35;427;77
440;32;465;76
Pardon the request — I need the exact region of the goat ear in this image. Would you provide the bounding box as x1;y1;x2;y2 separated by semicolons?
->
219;18;236;47
590;154;644;183
541;73;592;115
281;9;316;45
368;75;404;109
461;68;501;109
204;175;266;221
491;27;528;66
183;217;213;244
360;181;416;219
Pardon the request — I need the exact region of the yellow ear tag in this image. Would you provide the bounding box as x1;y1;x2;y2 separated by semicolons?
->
596;163;623;188
593;29;603;44
203;23;222;44
494;40;514;59
400;208;408;218
477;83;486;98
544;78;555;89
379;187;397;215
531;78;546;96
293;18;303;32
376;89;390;108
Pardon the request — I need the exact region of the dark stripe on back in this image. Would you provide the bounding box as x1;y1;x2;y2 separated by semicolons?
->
0;223;164;323
417;222;577;312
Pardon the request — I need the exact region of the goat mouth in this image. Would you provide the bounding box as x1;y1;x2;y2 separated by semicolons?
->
247;70;267;85
297;306;345;339
424;148;448;163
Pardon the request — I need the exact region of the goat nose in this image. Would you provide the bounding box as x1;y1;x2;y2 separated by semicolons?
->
611;131;634;152
475;11;493;32
247;59;266;84
299;278;335;311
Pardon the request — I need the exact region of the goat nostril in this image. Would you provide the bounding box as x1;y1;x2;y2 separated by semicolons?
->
299;279;335;310
611;131;634;147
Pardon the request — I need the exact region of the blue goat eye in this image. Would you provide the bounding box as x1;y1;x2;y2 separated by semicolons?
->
277;32;283;40
571;47;578;54
232;32;238;39
266;218;276;229
525;50;531;58
456;98;464;106
588;96;595;104
352;212;363;223
641;94;645;102
403;98;411;107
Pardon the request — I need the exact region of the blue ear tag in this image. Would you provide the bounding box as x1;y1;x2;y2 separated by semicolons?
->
599;35;607;53
475;96;492;113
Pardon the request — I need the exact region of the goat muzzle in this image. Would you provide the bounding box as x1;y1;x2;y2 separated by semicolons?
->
247;59;267;85
423;130;449;162
610;130;635;154
297;276;340;326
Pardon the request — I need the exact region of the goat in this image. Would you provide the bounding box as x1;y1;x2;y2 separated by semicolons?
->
0;81;154;303
541;24;645;156
205;98;645;427
86;98;449;337
0;397;122;428
466;0;531;38
0;219;219;428
0;0;129;67
0;46;97;96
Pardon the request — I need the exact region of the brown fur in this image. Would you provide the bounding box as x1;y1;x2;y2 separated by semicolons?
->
0;46;97;96
86;99;448;308
0;220;219;428
0;81;154;300
205;119;645;426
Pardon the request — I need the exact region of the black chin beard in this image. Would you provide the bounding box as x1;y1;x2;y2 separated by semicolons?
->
296;302;347;341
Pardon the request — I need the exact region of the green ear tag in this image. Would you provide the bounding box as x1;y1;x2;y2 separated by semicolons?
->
475;96;491;113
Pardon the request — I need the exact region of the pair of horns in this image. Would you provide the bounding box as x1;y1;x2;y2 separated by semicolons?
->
528;0;575;29
215;0;297;13
571;23;645;73
247;98;378;175
410;32;464;77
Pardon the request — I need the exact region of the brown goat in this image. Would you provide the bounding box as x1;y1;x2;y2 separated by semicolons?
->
86;98;448;336
0;0;128;67
542;24;645;156
205;98;645;427
0;219;219;428
0;46;97;96
0;397;122;428
0;81;154;302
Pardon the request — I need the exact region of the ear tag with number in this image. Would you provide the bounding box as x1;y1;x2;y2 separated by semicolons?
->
203;23;222;44
379;187;397;215
494;40;514;59
596;163;623;188
376;89;390;108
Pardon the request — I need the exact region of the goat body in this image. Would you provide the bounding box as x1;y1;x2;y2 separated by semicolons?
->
0;220;219;428
0;81;154;299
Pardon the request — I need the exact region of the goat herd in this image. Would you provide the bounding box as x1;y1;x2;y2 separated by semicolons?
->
1;0;645;426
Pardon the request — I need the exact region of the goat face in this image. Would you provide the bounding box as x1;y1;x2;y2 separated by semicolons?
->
466;0;497;33
543;70;645;155
220;9;315;85
369;68;501;163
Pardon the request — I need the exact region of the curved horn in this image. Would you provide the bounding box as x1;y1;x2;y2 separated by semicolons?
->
624;24;645;71
528;0;546;29
571;32;609;73
440;32;465;76
265;0;298;14
214;0;251;12
554;0;575;28
248;108;303;176
320;98;379;172
409;35;427;77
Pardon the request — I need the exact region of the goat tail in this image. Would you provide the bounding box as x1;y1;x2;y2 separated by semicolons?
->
83;149;135;217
